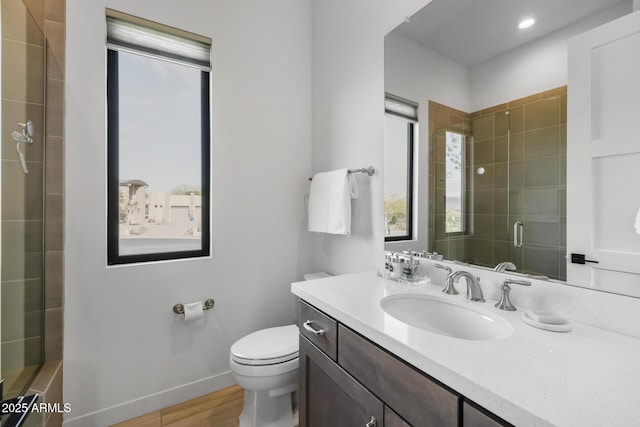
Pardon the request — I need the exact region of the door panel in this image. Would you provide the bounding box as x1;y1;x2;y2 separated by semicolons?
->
567;10;640;295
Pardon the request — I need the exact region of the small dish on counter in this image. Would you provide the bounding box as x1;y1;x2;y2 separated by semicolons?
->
521;310;572;332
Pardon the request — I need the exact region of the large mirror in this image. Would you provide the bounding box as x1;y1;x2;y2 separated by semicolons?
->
384;0;639;294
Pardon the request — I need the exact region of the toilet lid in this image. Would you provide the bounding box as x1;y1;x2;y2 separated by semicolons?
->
231;324;299;366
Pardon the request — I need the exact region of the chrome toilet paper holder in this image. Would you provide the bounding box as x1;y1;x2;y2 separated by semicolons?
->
173;298;215;315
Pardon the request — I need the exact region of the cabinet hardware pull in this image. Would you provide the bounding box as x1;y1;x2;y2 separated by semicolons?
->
365;416;377;427
303;320;326;336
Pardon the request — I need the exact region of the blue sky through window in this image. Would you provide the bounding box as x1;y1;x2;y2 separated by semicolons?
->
118;51;201;193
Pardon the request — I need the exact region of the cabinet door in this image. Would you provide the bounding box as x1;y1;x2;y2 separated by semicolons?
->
567;10;640;295
385;406;411;427
463;401;512;427
299;335;383;427
338;325;460;426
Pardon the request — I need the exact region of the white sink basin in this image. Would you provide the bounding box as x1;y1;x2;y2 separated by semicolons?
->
380;294;513;341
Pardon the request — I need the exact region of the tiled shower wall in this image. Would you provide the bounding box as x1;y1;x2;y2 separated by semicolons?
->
28;0;65;424
42;0;65;367
429;87;567;280
428;101;470;262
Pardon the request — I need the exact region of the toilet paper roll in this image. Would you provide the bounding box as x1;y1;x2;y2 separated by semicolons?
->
183;302;204;322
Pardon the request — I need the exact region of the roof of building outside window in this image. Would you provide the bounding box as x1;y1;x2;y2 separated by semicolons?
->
120;179;148;187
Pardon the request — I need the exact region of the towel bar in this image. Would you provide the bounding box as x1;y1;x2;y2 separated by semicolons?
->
173;298;215;315
308;166;375;181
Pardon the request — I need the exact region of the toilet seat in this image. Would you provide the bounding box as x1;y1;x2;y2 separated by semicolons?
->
232;351;298;366
231;324;299;366
230;355;298;379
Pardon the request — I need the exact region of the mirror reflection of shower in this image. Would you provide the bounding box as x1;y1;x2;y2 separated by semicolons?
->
11;120;34;174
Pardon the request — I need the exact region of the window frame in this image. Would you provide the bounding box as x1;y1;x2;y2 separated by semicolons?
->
384;93;417;243
443;130;466;236
106;44;211;265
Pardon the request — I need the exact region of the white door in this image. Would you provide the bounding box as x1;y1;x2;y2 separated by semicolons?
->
567;10;640;296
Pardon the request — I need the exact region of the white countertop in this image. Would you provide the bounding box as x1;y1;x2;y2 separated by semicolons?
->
291;271;640;427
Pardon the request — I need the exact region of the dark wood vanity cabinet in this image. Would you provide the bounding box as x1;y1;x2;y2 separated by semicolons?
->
463;401;512;427
384;407;411;427
297;299;512;427
299;335;383;426
338;325;459;426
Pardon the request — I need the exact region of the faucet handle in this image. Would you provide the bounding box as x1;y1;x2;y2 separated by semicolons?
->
434;263;451;273
434;264;458;295
495;279;531;311
503;278;531;287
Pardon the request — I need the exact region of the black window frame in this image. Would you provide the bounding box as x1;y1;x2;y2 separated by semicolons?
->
384;117;415;242
106;48;211;265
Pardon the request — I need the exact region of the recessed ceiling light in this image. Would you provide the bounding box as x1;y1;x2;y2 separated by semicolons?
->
518;18;536;29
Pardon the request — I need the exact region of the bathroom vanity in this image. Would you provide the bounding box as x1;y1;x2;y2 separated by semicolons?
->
291;271;640;426
298;299;506;426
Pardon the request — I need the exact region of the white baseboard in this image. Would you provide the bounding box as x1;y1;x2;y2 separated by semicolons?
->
62;371;236;427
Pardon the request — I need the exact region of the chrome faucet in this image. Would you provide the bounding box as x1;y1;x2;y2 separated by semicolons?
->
434;264;456;294
493;261;517;272
446;271;485;302
495;278;531;311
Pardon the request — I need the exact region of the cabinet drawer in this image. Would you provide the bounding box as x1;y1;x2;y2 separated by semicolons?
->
338;325;460;427
298;300;338;361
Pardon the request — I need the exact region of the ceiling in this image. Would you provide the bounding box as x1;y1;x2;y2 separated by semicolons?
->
393;0;629;67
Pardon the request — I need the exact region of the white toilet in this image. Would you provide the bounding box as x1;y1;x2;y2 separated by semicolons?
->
230;324;299;427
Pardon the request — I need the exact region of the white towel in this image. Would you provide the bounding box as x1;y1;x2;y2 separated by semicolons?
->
308;169;358;236
635;207;640;235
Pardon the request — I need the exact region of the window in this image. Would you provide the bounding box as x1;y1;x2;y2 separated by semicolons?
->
444;131;465;234
106;10;211;264
384;94;417;241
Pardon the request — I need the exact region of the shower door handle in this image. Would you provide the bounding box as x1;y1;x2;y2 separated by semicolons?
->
570;253;599;265
513;221;523;248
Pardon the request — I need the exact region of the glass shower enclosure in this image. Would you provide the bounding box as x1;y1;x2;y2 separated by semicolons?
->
1;0;46;399
429;88;567;281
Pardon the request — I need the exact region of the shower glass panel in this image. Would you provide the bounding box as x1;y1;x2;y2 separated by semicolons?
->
1;0;46;399
429;102;470;262
504;91;567;281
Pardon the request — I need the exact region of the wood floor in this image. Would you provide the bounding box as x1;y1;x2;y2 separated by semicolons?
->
111;385;244;427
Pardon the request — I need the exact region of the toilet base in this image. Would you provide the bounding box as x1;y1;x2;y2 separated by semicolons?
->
239;389;297;427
